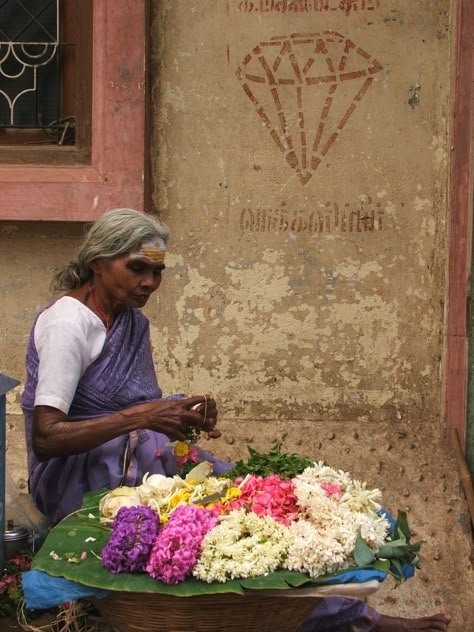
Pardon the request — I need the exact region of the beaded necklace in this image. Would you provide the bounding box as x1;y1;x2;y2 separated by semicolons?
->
89;287;112;334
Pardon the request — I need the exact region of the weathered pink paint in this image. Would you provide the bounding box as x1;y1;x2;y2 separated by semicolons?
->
0;1;147;221
444;0;474;446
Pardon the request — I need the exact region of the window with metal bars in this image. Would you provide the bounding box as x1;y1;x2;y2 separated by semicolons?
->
0;0;147;221
0;0;91;160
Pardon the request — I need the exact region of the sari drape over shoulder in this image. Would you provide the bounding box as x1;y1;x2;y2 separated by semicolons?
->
21;308;232;524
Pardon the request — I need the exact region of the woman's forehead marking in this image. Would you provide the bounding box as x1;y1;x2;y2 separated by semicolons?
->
128;238;167;264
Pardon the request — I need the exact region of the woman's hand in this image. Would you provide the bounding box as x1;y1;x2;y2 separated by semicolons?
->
32;394;221;461
190;395;221;439
138;395;221;440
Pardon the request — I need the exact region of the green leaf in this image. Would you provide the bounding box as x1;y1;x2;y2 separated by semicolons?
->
393;511;411;541
371;559;391;573
353;531;376;567
377;540;423;561
227;436;314;479
390;559;404;580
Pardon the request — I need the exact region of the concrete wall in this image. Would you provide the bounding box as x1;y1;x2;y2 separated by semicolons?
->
1;1;473;628
152;1;449;424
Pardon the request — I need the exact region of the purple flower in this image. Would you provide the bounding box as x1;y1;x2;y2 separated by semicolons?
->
102;506;158;574
146;505;218;584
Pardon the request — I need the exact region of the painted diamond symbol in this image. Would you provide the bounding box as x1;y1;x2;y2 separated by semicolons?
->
236;32;383;185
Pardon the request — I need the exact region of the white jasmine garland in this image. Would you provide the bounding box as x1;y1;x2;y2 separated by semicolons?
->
193;508;290;583
355;511;390;549
285;520;349;578
340;479;382;513
286;462;391;577
296;461;352;488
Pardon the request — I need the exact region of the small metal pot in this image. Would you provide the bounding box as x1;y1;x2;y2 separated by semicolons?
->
4;522;33;560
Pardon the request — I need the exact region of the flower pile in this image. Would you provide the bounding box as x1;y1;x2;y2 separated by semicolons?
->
97;453;418;586
101;506;158;574
146;505;219;584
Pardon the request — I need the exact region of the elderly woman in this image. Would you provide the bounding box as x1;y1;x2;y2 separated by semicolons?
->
21;208;230;525
21;209;449;632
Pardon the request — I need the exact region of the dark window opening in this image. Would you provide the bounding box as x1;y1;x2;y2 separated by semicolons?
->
0;0;92;162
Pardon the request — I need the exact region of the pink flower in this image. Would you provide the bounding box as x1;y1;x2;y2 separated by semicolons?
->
8;555;31;570
176;445;201;469
226;475;299;526
0;576;16;593
155;450;163;457
146;505;218;584
320;482;343;500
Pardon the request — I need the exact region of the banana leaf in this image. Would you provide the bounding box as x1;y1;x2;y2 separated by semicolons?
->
31;489;391;596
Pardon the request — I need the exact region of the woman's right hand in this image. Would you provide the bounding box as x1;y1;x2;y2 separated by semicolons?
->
136;395;219;441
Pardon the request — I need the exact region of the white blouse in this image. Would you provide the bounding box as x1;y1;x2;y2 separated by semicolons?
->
34;296;107;414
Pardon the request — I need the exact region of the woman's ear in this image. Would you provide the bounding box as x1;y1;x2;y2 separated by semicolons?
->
89;259;102;275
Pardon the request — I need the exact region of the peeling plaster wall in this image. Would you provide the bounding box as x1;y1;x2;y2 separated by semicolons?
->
151;1;450;425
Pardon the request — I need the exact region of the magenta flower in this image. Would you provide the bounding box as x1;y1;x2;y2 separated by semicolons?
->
146;505;218;584
226;475;299;525
7;555;31;571
176;445;201;470
321;482;343;500
101;506;159;574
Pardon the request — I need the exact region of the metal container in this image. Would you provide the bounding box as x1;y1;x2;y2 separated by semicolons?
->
4;521;32;560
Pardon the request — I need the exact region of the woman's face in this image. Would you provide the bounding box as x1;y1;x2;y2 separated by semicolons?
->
91;247;166;310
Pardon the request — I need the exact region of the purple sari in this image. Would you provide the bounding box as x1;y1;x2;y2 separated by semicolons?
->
21;307;232;524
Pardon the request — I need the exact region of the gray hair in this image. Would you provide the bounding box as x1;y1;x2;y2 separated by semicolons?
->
52;208;169;292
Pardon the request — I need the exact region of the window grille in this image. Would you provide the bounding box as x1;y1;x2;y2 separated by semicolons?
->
0;0;75;145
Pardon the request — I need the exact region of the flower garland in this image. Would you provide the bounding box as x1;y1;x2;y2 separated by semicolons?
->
101;506;158;574
193;508;289;583
146;505;219;584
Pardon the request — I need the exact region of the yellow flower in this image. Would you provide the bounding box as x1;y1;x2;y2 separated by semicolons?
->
174;442;190;457
222;487;242;503
169;490;192;508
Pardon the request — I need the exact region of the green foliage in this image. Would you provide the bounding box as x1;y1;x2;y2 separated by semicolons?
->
377;511;423;570
183;426;201;444
352;510;423;583
353;532;376;567
227;434;314;479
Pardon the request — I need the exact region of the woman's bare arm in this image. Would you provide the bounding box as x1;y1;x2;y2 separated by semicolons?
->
32;395;220;461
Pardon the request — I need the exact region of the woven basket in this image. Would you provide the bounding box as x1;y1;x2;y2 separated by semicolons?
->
93;590;323;632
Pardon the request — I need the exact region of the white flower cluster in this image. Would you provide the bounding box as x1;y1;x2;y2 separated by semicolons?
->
285;462;390;579
99;463;230;524
193;508;289;583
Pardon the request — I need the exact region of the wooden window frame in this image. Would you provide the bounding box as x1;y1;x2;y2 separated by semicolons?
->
0;0;92;160
0;0;149;221
444;0;474;446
